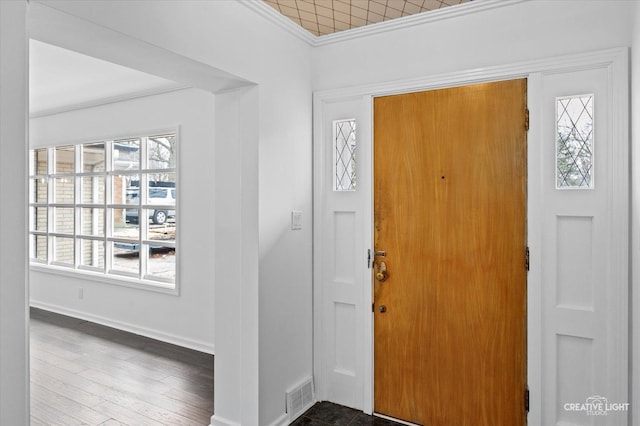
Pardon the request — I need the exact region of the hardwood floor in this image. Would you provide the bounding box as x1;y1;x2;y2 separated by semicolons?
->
30;308;214;426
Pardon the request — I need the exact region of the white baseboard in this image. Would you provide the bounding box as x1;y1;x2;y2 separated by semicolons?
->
30;300;215;354
266;413;289;426
210;411;295;426
210;414;241;426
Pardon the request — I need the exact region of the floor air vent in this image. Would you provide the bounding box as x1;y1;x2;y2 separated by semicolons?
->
286;378;314;422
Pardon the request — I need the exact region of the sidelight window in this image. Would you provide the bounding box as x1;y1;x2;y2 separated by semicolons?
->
556;94;594;189
334;119;357;191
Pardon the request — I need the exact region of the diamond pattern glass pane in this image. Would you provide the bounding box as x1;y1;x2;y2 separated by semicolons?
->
556;95;594;189
335;119;357;191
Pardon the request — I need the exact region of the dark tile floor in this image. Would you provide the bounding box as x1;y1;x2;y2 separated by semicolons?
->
292;401;404;426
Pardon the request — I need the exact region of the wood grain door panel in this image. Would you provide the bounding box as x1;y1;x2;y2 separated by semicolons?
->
373;80;527;425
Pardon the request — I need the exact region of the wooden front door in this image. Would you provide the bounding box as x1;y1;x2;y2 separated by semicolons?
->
373;80;527;425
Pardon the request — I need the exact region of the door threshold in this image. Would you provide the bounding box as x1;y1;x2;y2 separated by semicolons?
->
373;413;421;426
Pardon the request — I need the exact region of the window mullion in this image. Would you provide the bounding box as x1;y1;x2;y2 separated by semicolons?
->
140;136;148;280
74;145;81;268
47;147;54;265
141;136;148;170
105;141;113;274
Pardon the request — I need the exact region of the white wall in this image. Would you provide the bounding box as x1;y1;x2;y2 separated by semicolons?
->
311;1;634;424
214;86;260;426
0;1;29;424
30;88;216;352
31;2;313;425
312;0;634;91
21;1;636;425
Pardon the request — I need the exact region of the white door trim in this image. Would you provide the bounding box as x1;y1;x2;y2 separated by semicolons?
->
313;47;629;424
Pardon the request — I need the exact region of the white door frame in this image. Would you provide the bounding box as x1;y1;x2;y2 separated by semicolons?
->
313;47;629;425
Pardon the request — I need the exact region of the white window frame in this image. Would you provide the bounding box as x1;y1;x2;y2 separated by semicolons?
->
28;128;179;293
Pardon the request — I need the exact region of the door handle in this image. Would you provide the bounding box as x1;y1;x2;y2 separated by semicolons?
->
375;261;388;282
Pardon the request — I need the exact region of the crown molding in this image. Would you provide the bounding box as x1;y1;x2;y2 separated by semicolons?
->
314;0;526;46
239;0;316;46
30;84;191;119
241;0;527;47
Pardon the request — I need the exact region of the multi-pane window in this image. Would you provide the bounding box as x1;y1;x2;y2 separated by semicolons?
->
29;132;178;288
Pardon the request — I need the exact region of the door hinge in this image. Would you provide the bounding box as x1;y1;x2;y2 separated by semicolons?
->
367;249;372;268
524;387;530;412
525;108;530;131
525;247;530;271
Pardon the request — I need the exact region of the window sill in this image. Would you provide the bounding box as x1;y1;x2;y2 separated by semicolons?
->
29;263;179;296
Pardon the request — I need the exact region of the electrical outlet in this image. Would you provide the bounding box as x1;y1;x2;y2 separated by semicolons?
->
78;287;84;300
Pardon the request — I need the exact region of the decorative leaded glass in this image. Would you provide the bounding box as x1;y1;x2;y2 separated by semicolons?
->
556;95;594;189
334;119;357;191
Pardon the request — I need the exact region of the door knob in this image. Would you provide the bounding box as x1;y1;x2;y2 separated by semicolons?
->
379;305;387;313
375;261;388;282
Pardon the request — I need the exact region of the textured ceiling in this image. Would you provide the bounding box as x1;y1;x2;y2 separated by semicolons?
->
263;0;471;36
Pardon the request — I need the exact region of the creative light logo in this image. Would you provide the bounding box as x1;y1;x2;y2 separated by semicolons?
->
563;395;629;416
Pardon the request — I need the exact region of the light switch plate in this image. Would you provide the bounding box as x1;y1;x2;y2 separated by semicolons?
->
291;210;302;230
